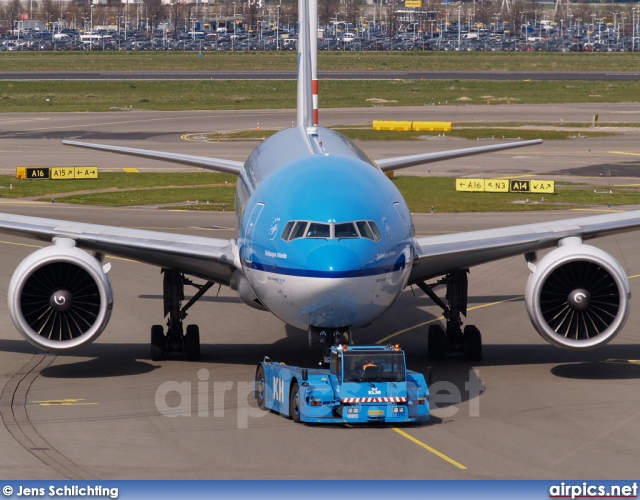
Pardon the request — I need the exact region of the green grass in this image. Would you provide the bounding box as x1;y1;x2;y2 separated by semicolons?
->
3;52;640;72
3;173;638;212
45;186;236;208
1;79;639;112
394;177;640;213
209;127;615;142
0;172;236;198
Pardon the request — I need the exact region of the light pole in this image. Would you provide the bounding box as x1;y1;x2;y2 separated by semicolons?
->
633;7;637;52
457;6;461;50
276;4;280;50
90;4;94;51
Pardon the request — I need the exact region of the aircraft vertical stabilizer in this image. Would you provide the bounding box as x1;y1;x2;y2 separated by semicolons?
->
310;0;319;125
296;0;314;129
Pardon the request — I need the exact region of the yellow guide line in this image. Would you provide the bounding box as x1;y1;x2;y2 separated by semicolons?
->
377;296;524;345
392;427;467;470
32;399;97;406
610;151;640;157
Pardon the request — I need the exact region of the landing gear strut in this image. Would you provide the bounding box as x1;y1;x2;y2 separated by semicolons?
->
150;269;213;361
308;326;352;364
416;269;482;361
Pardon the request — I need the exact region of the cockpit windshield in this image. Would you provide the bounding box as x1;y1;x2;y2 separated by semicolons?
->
281;220;382;242
342;351;405;383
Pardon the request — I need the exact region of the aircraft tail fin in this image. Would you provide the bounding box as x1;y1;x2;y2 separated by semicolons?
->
297;0;318;128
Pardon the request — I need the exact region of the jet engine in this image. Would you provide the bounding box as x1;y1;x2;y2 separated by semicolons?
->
525;237;630;350
8;239;113;352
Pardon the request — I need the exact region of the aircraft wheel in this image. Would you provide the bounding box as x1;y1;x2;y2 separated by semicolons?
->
255;365;266;410
185;324;201;361
151;325;165;361
427;324;447;361
289;382;301;423
463;325;482;361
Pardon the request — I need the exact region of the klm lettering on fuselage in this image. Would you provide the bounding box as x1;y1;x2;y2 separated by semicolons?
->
273;377;285;403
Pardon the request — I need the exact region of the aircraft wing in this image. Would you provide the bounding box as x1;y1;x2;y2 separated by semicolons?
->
375;139;542;172
409;210;640;284
62;140;244;175
0;213;236;285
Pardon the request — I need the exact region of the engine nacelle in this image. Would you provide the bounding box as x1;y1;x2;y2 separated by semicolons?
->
8;239;114;352
525;238;630;350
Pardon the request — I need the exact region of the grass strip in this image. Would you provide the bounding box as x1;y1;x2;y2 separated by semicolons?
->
1;79;639;112
4;173;638;213
3;52;640;73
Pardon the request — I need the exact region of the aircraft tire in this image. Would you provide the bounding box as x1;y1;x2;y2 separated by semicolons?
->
151;325;165;361
463;325;482;361
185;324;201;361
427;324;447;361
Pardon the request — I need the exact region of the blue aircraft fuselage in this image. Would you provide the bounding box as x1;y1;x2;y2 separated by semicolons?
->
234;126;415;330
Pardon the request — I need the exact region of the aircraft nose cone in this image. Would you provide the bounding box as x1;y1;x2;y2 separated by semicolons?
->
302;245;362;327
304;244;361;306
304;244;361;277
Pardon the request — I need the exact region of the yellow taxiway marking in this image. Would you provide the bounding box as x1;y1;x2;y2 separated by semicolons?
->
610;151;640;157
377;296;524;345
123;168;139;173
570;208;625;213
32;399;97;407
392;427;467;470
604;359;640;365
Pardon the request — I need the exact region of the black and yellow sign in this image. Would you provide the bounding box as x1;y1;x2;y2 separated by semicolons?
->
531;180;555;194
18;166;98;180
74;167;99;179
456;179;485;192
510;180;530;193
456;178;555;194
50;167;99;180
51;167;75;179
26;167;50;179
484;179;509;193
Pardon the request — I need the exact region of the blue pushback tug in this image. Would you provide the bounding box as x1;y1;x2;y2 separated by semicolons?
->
255;345;430;424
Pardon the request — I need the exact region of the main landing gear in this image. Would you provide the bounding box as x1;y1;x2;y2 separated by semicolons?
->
150;269;214;361
415;269;482;362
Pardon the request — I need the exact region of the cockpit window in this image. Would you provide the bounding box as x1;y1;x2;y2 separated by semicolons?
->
335;222;359;239
290;221;308;240
356;221;374;240
281;220;383;242
306;223;331;238
281;221;295;241
369;221;382;241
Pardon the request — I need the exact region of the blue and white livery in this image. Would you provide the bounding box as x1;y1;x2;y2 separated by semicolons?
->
0;0;639;362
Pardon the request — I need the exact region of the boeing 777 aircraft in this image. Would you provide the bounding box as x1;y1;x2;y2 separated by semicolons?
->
1;0;639;364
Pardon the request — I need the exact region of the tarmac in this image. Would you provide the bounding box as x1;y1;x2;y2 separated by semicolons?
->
0;104;639;479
